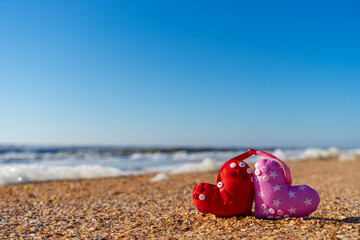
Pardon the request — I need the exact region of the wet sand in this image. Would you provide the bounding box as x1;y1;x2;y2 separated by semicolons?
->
0;159;359;239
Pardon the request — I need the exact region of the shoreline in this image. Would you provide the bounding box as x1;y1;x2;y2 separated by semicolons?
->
0;159;359;239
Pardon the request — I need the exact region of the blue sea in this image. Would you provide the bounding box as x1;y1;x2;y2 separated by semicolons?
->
0;145;358;184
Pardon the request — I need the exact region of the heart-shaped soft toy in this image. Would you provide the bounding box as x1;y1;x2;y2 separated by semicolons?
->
192;151;255;217
253;157;320;219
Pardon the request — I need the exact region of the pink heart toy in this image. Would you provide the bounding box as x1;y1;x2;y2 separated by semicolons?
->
253;157;320;219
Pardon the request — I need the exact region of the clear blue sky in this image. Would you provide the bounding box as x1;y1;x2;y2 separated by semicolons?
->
0;1;359;147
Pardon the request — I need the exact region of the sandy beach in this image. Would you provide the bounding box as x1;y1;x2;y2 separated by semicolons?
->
0;159;359;239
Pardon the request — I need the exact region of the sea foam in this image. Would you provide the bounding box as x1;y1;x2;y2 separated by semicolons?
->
272;147;341;161
0;164;125;185
0;146;359;185
150;173;170;182
171;158;219;174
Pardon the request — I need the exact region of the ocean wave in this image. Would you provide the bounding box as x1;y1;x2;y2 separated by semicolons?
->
171;158;219;174
0;146;358;185
0;164;127;185
273;147;340;161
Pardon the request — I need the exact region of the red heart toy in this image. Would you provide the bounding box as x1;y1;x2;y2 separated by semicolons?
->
192;150;255;217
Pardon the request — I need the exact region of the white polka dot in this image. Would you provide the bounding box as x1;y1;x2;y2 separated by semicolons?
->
269;208;275;214
277;210;284;215
199;194;205;201
217;182;223;188
247;168;252;174
230;163;236;168
263;175;269;182
255;169;261;176
261;166;268;172
261;204;268;210
239;162;245;168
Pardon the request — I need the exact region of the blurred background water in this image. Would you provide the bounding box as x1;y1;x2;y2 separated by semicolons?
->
1;145;359;184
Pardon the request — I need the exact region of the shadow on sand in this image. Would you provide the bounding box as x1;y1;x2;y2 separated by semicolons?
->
305;216;360;223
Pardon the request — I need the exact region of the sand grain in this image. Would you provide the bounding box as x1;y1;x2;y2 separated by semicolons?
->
0;160;359;239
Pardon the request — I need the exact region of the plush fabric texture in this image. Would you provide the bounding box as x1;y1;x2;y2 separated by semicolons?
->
253;158;320;219
192;156;254;217
192;149;320;219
